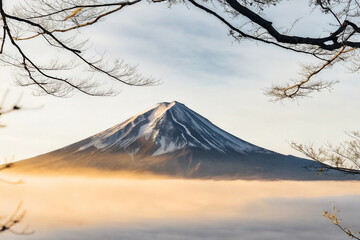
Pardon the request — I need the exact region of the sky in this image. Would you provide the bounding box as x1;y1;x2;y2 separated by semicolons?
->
1;1;360;161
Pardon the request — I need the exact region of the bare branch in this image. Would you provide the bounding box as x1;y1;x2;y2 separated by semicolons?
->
265;46;350;100
0;202;34;235
184;0;360;100
323;204;360;240
1;0;360;97
291;131;360;175
0;0;157;96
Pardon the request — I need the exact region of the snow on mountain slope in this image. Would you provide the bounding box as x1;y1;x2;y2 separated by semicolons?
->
75;101;267;156
11;101;358;180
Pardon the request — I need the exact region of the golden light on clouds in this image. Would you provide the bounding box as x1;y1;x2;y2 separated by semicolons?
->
1;175;360;232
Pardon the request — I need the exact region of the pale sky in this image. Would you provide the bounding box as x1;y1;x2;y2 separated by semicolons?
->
1;1;360;162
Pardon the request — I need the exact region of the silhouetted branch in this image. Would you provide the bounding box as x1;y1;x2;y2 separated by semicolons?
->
0;1;359;97
183;0;360;100
0;0;158;97
0;158;30;235
264;37;355;100
291;131;360;175
0;202;34;235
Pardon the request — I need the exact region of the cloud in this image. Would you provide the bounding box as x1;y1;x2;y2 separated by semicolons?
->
4;211;353;240
1;177;360;240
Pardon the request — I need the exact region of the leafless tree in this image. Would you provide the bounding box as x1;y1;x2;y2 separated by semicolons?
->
0;0;159;97
185;0;360;99
0;0;358;97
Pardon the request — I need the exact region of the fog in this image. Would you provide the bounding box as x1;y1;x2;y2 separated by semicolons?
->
1;175;359;239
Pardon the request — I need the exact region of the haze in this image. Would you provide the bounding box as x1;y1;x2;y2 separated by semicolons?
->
1;175;360;240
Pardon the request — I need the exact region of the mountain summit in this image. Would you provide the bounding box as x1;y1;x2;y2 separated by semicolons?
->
9;101;354;180
74;101;266;156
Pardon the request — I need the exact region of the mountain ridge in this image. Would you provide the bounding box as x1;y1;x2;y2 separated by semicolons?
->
6;101;358;180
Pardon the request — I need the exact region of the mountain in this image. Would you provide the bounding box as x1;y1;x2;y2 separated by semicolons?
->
73;101;267;156
8;101;356;180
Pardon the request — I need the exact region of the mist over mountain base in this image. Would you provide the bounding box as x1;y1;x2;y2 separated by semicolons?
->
1;175;360;240
7;150;359;181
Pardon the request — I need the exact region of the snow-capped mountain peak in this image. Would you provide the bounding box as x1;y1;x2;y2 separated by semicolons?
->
76;101;266;156
14;101;348;180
